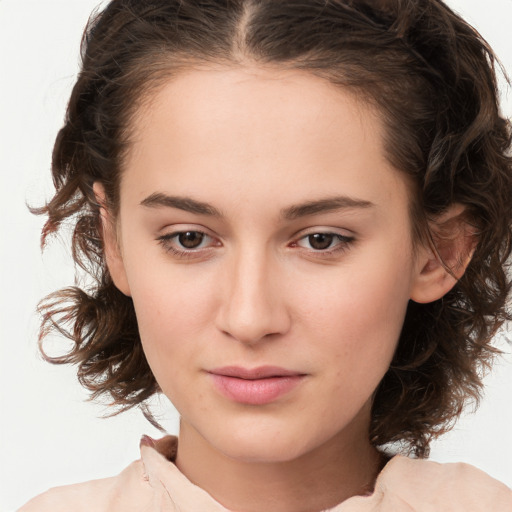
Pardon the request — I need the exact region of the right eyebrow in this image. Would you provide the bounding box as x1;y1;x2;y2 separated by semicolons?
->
140;193;224;217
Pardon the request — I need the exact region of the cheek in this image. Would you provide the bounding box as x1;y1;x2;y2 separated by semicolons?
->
131;278;212;337
123;257;220;379
296;249;413;386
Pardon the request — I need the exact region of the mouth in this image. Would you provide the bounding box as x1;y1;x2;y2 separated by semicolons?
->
207;366;307;405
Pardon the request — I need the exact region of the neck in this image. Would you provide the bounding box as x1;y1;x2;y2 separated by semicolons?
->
175;411;384;512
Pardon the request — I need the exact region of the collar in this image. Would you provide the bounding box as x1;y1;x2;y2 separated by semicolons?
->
139;435;385;511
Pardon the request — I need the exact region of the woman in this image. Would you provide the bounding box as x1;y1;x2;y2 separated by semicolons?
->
18;0;512;510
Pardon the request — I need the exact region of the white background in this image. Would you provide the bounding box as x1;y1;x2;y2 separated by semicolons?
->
1;1;511;510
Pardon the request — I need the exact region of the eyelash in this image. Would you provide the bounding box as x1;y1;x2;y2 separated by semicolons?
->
292;232;355;256
156;230;355;259
157;231;217;259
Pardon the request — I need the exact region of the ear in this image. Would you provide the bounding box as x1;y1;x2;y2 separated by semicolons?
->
93;182;131;296
410;204;477;304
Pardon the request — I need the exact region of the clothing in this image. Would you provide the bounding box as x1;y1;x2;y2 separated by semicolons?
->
19;435;512;511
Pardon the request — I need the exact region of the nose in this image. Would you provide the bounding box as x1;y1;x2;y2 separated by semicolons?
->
215;247;291;345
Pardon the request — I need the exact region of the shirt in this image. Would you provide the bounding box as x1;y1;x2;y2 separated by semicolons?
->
19;435;512;511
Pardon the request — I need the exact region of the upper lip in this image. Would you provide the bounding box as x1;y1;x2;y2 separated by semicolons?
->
208;366;305;380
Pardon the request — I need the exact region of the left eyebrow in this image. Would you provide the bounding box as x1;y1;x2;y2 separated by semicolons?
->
281;196;374;220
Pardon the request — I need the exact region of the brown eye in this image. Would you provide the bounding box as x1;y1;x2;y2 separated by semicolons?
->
295;232;354;255
308;233;334;250
178;231;205;249
157;229;218;258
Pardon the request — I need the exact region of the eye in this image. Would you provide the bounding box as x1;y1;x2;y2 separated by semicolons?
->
157;229;219;258
176;231;206;249
302;233;336;250
294;232;354;253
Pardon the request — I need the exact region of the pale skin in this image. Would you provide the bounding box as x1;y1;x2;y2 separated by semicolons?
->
96;65;470;512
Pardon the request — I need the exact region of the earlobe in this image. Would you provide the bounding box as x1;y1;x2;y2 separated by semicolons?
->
410;204;477;304
93;182;131;297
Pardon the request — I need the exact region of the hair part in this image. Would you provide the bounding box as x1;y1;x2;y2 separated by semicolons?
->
36;0;512;456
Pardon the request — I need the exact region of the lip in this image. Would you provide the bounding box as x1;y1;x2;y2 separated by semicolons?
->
208;366;306;405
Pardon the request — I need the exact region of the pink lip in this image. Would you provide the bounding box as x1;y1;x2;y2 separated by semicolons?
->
208;366;306;405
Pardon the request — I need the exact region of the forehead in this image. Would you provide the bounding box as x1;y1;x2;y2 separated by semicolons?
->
131;65;377;146
121;65;409;221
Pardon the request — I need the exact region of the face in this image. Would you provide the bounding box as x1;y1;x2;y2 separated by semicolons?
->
109;66;424;463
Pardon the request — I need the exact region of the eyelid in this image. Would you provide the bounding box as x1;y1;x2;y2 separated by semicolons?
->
295;225;354;236
292;226;355;242
155;225;355;259
156;225;222;258
290;228;356;256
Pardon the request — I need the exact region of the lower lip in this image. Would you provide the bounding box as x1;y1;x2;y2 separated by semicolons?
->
210;374;305;405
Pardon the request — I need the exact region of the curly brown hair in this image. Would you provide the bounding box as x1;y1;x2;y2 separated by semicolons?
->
36;0;512;457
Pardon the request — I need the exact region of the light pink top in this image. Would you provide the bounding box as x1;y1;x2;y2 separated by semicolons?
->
19;436;512;511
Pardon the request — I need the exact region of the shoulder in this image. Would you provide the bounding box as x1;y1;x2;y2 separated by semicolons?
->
18;460;153;512
373;455;512;511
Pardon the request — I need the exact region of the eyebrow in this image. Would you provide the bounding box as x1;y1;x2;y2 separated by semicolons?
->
140;193;224;217
140;193;374;219
281;196;374;220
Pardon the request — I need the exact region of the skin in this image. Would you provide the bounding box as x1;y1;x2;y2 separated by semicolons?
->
98;66;461;512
